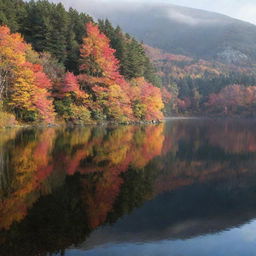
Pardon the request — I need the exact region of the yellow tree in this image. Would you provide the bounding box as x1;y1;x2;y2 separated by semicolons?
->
0;26;55;123
0;26;29;101
130;77;164;120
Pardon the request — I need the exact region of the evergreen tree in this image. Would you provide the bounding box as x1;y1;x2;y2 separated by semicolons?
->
0;0;27;32
98;19;161;86
65;8;92;73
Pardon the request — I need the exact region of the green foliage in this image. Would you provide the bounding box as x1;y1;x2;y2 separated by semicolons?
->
0;1;164;124
0;1;160;83
98;19;161;86
132;100;146;120
54;97;72;120
0;0;92;73
23;1;68;63
70;104;91;124
0;0;26;32
14;108;38;122
146;45;256;115
90;107;106;121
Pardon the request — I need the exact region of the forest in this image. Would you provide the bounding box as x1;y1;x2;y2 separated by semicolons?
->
146;45;256;116
0;0;163;126
1;0;256;126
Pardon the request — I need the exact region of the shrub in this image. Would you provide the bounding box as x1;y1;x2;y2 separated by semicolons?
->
0;111;18;128
70;104;92;124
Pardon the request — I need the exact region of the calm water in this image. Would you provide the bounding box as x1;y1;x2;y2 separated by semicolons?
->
1;119;256;255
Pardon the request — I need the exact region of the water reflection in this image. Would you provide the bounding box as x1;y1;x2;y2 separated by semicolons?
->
1;119;256;255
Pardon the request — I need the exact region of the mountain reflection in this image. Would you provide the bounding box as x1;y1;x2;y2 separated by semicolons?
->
1;119;256;255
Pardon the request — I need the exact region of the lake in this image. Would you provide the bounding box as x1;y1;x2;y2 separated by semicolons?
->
1;119;256;256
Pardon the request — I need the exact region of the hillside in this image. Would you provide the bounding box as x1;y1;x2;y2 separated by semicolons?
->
0;0;164;125
144;44;256;115
93;3;256;65
2;0;256;118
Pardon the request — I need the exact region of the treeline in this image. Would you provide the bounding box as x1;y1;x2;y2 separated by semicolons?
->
0;0;159;83
175;73;256;116
0;0;163;124
145;45;256;116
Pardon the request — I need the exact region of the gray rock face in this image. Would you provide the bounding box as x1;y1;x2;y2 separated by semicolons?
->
217;47;249;64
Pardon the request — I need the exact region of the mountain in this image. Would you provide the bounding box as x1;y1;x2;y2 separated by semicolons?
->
93;3;256;65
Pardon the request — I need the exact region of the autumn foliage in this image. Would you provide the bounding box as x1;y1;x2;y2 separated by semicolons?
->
2;120;256;237
0;26;55;123
206;84;256;115
130;77;164;120
145;44;256;115
0;23;164;125
78;23;133;121
78;23;164;122
0;124;164;230
80;22;122;81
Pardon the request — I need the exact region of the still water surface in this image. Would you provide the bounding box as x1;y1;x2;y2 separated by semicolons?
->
1;119;256;255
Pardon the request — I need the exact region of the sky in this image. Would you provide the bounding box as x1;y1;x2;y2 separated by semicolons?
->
48;0;256;25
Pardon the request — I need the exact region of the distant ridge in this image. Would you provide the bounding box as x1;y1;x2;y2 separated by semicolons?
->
92;3;256;65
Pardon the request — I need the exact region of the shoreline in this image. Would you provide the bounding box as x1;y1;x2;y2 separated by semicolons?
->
3;115;256;130
0;119;165;130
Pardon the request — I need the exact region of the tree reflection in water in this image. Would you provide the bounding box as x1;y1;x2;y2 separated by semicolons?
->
1;120;256;255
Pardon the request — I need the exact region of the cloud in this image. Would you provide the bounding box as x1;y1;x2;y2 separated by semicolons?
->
168;0;256;25
166;8;221;26
48;0;149;15
236;3;256;24
167;9;200;25
47;0;256;25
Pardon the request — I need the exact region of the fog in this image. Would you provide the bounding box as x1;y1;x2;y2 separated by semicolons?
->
47;0;150;19
46;0;256;25
44;0;233;27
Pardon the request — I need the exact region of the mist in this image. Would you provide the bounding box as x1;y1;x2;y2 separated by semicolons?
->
47;0;227;27
46;0;256;25
48;0;153;19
